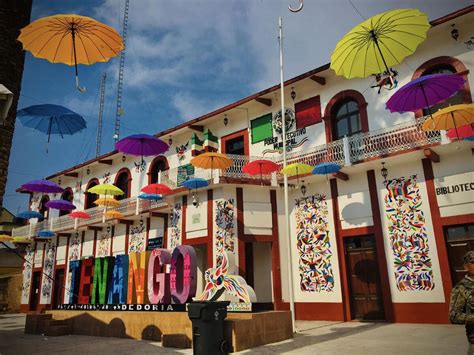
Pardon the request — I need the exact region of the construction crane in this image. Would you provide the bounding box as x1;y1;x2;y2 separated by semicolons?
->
113;0;130;143
96;72;107;157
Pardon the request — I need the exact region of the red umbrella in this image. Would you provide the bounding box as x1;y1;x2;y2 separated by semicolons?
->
447;124;474;141
243;159;280;184
68;211;91;219
141;183;172;195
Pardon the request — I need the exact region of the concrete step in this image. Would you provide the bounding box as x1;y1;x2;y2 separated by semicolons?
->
44;325;71;337
162;333;191;349
25;314;52;334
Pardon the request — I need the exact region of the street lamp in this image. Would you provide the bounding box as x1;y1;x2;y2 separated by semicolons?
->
381;162;388;183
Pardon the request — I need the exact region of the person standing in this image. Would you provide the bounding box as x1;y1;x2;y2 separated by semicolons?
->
450;251;474;355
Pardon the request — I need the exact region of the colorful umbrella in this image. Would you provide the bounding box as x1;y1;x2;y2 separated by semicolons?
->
20;179;63;193
422;104;474;139
313;162;342;181
94;197;120;208
17;104;87;144
68;211;91;219
87;184;124;196
104;210;124;219
281;163;313;176
12;237;33;244
386;74;465;118
138;193;162;201
182;178;209;190
447;124;474;141
243;159;280;185
330;8;429;79
18;210;43;219
18;14;123;91
38;230;55;238
191;152;233;170
141;183;172;195
45;199;76;211
0;235;13;242
116;134;169;159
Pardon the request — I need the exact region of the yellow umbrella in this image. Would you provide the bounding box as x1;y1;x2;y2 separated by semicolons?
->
104;210;124;219
94;197;120;208
281;163;313;176
422;104;474;133
87;184;124;196
18;14;123;92
331;9;429;79
0;235;13;242
12;237;33;244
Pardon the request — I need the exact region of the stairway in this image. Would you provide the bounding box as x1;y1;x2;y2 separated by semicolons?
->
25;314;71;336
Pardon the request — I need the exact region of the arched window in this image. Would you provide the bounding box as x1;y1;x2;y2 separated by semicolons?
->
59;188;73;216
148;156;169;184
323;90;369;143
38;195;50;222
84;179;99;210
421;65;464;116
114;168;131;200
332;99;362;141
412;56;472;119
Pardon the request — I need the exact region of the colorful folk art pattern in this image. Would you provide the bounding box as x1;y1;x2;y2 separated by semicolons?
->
21;245;34;304
169;203;182;249
295;194;334;292
215;199;235;255
69;233;81;261
384;175;435;291
97;228;112;257
40;241;56;304
129;221;146;253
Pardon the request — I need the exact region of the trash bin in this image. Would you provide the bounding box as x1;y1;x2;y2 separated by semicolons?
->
187;300;231;355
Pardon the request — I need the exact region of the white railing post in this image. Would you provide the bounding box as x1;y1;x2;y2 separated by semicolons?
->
135;196;139;215
158;171;162;184
271;172;278;186
343;136;351;166
74;218;78;230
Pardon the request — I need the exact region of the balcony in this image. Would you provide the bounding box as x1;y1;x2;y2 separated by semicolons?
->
12;117;442;238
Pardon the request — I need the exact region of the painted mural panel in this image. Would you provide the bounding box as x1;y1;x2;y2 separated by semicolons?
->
97;228;112;257
128;220;146;253
169;203;182;249
40;241;56;304
215;198;235;255
21;244;34;304
384;175;435;291
295;194;334;292
65;233;82;302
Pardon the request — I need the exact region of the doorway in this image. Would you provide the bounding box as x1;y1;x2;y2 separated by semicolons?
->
445;223;474;285
344;235;385;320
29;271;41;312
52;269;65;308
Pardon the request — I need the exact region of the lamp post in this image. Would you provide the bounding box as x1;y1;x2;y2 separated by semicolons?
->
279;16;296;334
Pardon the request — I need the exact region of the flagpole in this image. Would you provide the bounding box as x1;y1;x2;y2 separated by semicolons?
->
279;16;296;333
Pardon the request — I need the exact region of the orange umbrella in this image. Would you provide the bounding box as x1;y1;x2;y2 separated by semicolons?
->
191;152;232;180
104;210;124;219
94;197;120;208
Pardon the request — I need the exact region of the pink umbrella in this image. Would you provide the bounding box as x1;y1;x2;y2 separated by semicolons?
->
447;124;474;141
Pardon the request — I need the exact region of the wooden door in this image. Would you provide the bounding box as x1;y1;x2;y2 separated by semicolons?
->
345;236;385;320
445;224;474;285
52;269;65;308
29;271;41;311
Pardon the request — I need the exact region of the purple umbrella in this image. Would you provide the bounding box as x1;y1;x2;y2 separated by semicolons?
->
20;180;64;193
386;74;465;117
45;199;76;211
116;134;169;157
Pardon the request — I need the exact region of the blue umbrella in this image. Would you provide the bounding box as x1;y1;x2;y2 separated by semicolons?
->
312;162;342;177
17;104;87;143
18;211;43;219
138;193;162;201
182;178;209;190
38;230;55;238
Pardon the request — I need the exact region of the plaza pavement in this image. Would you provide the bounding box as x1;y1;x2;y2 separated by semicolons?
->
0;313;467;354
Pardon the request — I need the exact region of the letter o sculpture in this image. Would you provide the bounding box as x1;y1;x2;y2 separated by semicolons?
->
170;245;197;303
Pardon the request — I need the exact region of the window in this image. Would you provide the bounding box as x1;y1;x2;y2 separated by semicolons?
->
59;188;73;216
295;95;321;129
84;180;98;209
250;113;273;144
225;136;245;155
422;65;464;116
149;157;168;184
332;99;362;140
39;196;49;221
115;170;130;200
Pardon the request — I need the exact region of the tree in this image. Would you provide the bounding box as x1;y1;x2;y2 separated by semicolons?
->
0;0;33;208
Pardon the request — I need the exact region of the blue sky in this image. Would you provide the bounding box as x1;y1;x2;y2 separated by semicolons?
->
5;0;471;213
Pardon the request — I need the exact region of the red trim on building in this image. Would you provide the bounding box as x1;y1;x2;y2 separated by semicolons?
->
243;235;273;242
163;214;169;250
110;226;115;256
52;264;66;306
79;231;85;258
182;195;187;245
441;213;474;226
392;303;448;324
295;302;345;321
145;217;151;247
422;158;453;310
270;190;284;309
323;90;369;143
221;128;249;156
182;236;208;246
114;167;132;198
36;241;47;311
412;56;472;119
147;156;169;184
236;187;245;277
367;169;394;322
340;226;374;238
207;189;214;268
92;230;98;257
125;224;130;255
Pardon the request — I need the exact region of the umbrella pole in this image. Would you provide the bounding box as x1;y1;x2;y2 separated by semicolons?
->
71;25;86;93
370;30;392;80
419;85;435;121
452;112;460;141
